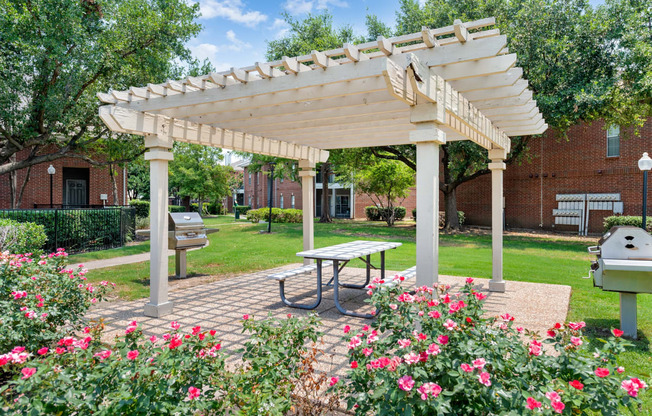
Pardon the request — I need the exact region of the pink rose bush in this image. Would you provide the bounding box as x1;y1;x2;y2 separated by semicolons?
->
0;250;113;352
332;279;648;415
1;313;325;415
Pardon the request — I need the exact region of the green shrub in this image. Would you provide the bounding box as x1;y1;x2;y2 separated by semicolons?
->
604;215;651;233
235;205;251;215
247;208;302;223
412;208;417;220
0;219;47;254
0;209;134;254
168;205;185;213
365;206;406;223
0;250;113;352
129;199;150;218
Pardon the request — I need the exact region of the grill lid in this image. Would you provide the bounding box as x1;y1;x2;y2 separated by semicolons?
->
598;226;652;260
169;212;204;231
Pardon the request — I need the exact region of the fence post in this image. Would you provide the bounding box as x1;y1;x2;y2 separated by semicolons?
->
54;209;58;251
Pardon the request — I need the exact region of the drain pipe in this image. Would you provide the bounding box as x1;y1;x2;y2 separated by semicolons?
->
539;137;544;228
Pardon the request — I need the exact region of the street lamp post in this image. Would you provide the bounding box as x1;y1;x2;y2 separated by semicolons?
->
267;162;276;233
47;165;56;208
638;152;652;230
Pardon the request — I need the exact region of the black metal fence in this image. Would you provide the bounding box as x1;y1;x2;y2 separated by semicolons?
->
0;207;136;254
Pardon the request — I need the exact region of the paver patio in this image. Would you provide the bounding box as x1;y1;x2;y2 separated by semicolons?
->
88;264;571;375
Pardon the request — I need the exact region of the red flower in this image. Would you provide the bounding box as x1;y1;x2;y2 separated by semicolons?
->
21;367;36;380
187;386;201;400
547;330;556;337
127;350;139;360
169;336;183;350
350;361;358;369
526;397;542;410
209;330;217;336
192;326;202;335
595;367;610;378
343;325;351;334
242;314;249;320
198;333;205;341
612;328;624;337
569;380;584;390
37;347;48;355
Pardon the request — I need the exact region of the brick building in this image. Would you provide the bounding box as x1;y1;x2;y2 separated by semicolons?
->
0;149;127;209
457;119;652;234
241;118;650;233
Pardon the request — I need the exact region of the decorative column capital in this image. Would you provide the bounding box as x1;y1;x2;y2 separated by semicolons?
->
409;123;446;145
488;161;506;171
144;133;173;149
298;159;316;176
145;149;174;161
488;148;507;160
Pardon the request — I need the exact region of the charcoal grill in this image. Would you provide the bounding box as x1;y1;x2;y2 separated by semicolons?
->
168;212;217;278
587;226;652;338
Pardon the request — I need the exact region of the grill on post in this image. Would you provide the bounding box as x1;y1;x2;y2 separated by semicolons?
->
587;226;652;339
168;212;208;278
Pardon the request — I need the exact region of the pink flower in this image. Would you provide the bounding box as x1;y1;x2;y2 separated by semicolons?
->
545;391;561;402
443;319;457;330
170;321;181;330
529;339;543;356
94;350;112;360
621;377;648;397
617;366;625;374
329;376;339;386
478;372;491;386
362;348;373;357
389;303;398;310
350;361;358;369
569;380;584;390
127;350;139;360
348;337;362;349
149;335;158;343
403;353;419;364
594;367;610;378
37;347;48;355
460;363;473;373
570;336;583;346
24;311;36;319
21;367;36;380
125;321;138;334
426;343;441;356
428;310;441;319
398;375;415;391
474;292;487;301
526;397;542;410
343;325;351;333
500;313;515;322
465;278;474;284
398;339;411;349
187;386;201;400
567;321;585;331
472;358;486;370
437;335;449;345
612;328;624;337
417;382;442;400
551;401;565;414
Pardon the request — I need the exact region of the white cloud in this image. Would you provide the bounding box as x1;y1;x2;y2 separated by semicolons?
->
283;0;347;15
225;30;251;51
188;43;232;71
271;18;290;39
316;0;348;9
199;0;267;27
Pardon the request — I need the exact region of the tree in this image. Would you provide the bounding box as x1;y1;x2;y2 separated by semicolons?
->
127;156;150;201
350;159;415;226
169;143;232;216
0;0;202;203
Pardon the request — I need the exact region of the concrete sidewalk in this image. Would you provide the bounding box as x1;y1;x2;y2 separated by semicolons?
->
77;250;173;270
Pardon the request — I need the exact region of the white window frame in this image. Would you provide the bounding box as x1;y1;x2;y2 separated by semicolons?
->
291;194;295;209
606;125;620;158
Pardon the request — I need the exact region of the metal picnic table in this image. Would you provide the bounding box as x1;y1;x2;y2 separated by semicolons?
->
296;240;402;318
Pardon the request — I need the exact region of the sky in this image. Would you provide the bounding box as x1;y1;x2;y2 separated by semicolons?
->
188;0;605;73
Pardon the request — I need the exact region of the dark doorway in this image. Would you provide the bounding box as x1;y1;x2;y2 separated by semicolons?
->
63;168;89;206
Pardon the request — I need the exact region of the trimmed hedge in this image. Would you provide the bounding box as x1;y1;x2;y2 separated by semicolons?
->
129;199;150;218
412;209;466;227
247;208;303;223
169;205;185;213
0;208;135;254
604;215;652;233
364;206;407;222
0;219;47;254
235;205;251;215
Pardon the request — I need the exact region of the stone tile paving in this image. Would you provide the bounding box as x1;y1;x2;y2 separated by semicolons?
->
88;264;571;376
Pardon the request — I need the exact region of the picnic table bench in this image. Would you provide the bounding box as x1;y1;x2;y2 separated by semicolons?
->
267;240;416;318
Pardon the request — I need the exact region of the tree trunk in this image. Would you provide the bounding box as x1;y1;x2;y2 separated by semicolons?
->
15;166;32;209
8;155;17;208
319;162;332;223
182;196;191;211
443;186;461;230
108;164;120;205
198;197;204;217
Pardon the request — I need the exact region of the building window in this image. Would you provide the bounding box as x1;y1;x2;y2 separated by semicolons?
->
280;177;284;183
280;193;284;209
248;173;251;185
291;194;295;209
248;196;252;206
607;125;620;157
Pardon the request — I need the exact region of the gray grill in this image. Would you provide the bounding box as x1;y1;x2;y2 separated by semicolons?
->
168;212;207;250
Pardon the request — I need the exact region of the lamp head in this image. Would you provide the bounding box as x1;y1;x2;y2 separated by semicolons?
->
47;165;56;175
639;152;652;171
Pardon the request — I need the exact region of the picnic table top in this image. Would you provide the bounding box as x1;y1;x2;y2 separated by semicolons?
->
296;240;402;261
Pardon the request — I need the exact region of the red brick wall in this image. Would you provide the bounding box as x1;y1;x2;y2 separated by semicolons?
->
353;188;420;219
243;167;304;211
0;149;126;209
456;119;652;233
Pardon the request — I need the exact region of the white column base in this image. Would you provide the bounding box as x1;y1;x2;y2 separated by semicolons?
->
620;292;637;339
488;280;506;292
144;301;174;318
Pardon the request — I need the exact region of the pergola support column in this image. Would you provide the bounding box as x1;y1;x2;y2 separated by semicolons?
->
488;148;507;292
410;106;446;287
299;160;316;266
144;134;174;317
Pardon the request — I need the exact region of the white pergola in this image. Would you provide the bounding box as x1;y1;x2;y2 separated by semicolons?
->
98;17;546;317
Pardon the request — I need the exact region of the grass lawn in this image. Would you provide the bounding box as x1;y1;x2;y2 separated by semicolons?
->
83;215;652;411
